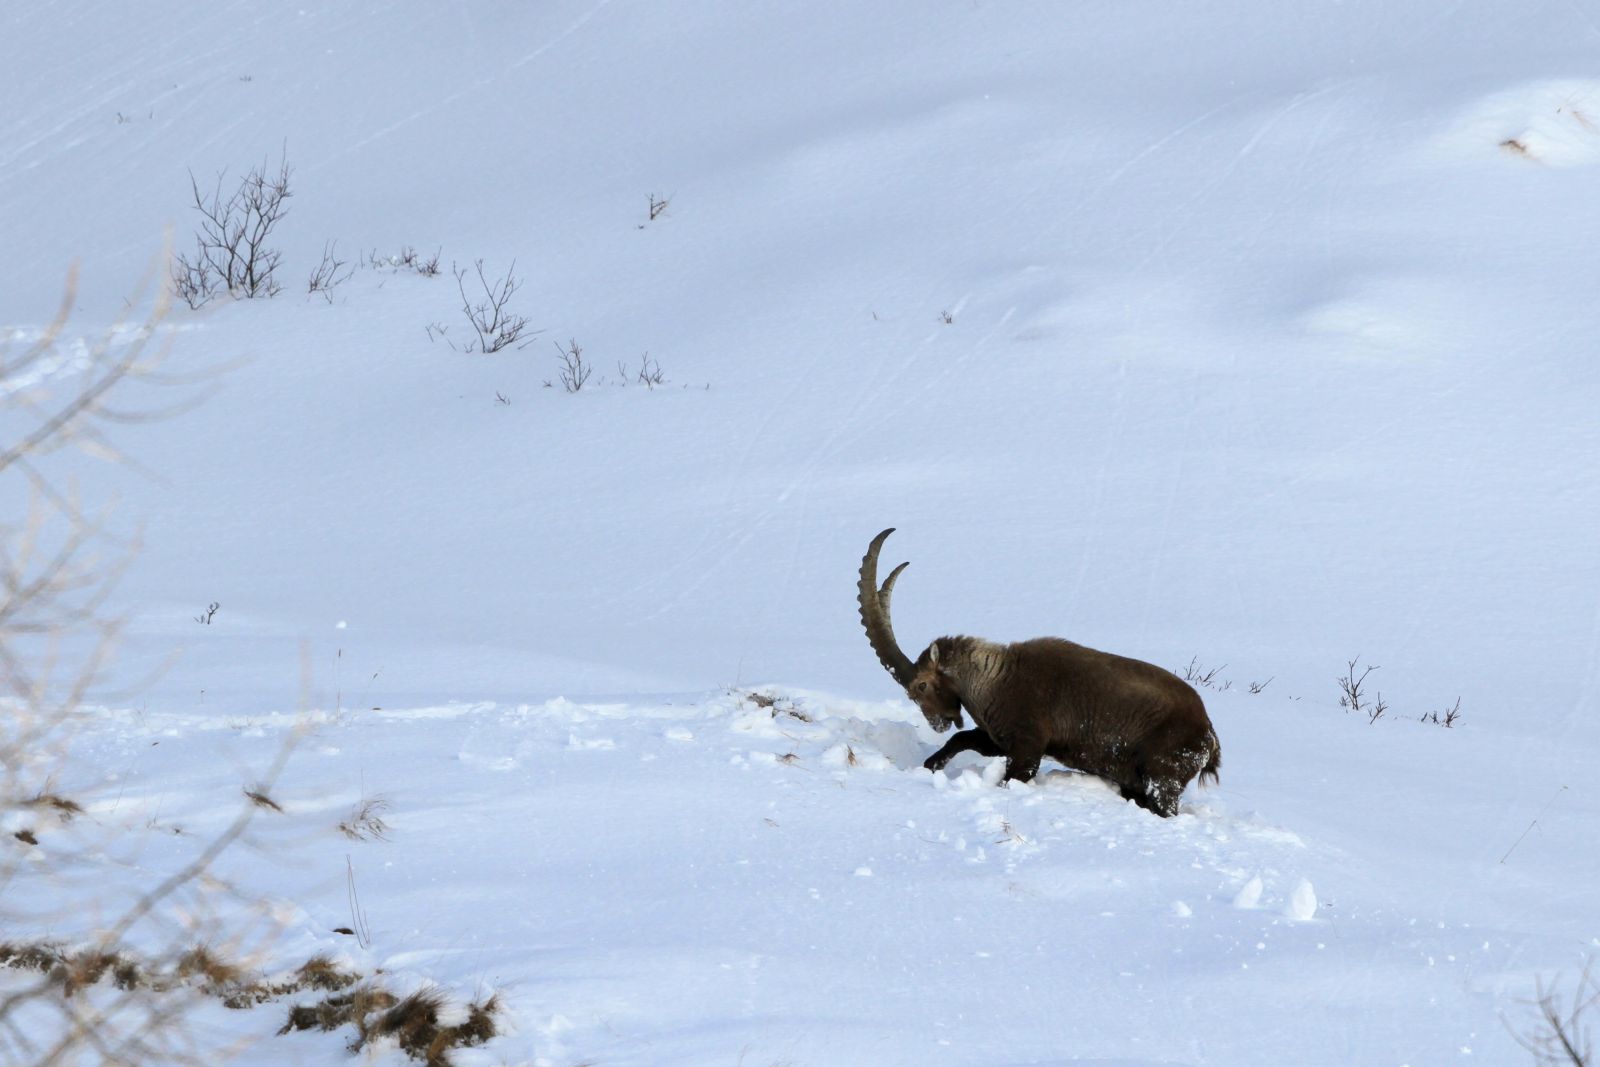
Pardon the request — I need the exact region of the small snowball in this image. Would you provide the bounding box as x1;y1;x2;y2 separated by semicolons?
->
1172;901;1193;918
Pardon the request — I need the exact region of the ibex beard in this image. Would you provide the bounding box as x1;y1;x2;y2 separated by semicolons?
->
859;528;1221;818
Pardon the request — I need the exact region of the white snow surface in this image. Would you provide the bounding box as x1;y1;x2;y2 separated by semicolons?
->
5;1;1600;1064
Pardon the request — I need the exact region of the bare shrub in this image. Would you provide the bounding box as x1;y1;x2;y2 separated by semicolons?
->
171;153;293;308
368;246;441;276
1508;962;1597;1065
5;257;504;1066
409;247;441;276
634;352;665;388
451;259;529;353
306;240;354;303
648;194;670;222
552;338;592;393
0;261;299;1064
1421;697;1462;728
1337;657;1381;719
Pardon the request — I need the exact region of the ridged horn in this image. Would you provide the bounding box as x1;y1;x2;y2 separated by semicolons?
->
858;528;916;687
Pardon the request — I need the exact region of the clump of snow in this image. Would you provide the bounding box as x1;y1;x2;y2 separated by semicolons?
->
1233;874;1266;910
1284;879;1319;921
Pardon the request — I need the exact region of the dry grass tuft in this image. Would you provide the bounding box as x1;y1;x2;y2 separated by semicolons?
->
0;937;438;1056
27;792;84;820
176;943;245;990
371;988;449;1059
744;689;813;723
243;787;284;813
12;828;38;845
279;985;399;1036
292;953;360;992
65;950;139;995
279;984;499;1066
338;795;391;841
0;942;146;996
449;994;500;1047
0;941;66;974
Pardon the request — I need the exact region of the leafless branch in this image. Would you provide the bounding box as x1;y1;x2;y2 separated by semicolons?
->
553;339;591;393
171;153;292;308
306;240;354;303
451;259;529;353
1508;962;1598;1065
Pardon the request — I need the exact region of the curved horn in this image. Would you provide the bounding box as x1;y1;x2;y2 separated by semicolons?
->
858;528;917;687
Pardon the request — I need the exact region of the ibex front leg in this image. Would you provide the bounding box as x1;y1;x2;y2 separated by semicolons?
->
923;728;1004;771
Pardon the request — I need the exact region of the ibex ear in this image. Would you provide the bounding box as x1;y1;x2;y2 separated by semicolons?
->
926;641;940;667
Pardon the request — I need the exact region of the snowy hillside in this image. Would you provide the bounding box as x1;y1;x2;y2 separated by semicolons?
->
3;1;1599;1064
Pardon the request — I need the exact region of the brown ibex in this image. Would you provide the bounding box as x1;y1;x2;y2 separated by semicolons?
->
857;529;1220;817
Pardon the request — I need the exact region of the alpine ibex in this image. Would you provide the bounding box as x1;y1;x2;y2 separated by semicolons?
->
857;528;1220;817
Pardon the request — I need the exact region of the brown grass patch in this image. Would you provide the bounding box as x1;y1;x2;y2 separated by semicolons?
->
292;953;360;992
27;792;84;821
13;828;38;845
744;689;814;723
0;937;492;1063
281;984;500;1065
0;940;66;973
279;985;399;1036
65;950;143;995
243;787;284;813
176;943;245;989
337;795;391;841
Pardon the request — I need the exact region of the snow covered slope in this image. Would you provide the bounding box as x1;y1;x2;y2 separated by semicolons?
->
4;1;1599;1063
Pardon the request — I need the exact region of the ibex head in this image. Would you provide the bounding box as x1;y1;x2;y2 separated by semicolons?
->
857;529;963;732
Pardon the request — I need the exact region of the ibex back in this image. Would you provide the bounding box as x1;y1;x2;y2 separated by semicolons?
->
858;528;1220;817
